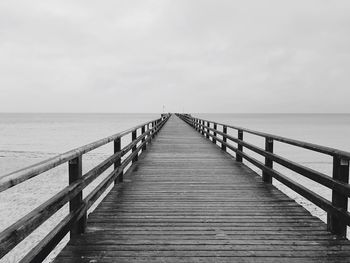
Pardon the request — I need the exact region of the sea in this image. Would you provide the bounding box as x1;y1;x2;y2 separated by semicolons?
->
0;113;350;262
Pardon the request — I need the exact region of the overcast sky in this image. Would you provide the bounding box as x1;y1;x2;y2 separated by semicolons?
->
1;1;350;113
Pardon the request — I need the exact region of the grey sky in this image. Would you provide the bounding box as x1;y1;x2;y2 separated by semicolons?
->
1;0;350;113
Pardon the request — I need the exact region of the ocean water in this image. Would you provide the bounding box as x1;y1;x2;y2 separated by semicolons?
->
0;113;160;175
0;113;350;262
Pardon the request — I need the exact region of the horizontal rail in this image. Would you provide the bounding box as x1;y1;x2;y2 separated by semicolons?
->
177;113;350;239
196;120;350;197
0;113;171;262
0;118;163;192
181;114;350;159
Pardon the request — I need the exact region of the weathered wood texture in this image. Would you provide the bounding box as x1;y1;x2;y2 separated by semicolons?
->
53;116;350;263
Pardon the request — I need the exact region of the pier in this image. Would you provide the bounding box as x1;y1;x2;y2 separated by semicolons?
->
1;114;350;262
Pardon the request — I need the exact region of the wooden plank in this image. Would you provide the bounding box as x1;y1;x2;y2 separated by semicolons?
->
53;115;350;263
53;256;350;263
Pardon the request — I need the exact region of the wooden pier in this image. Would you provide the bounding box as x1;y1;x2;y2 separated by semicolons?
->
1;114;350;262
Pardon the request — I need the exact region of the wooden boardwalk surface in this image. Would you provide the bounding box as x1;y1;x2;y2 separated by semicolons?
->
54;115;350;262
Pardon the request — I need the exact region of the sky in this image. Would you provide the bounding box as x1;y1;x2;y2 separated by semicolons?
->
0;0;350;113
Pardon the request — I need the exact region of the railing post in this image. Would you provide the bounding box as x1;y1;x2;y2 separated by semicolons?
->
236;130;243;162
147;123;152;142
148;123;151;139
132;129;138;163
206;122;210;139
262;137;273;183
155;120;159;134
69;156;86;238
221;125;227;151
152;122;155;138
114;137;122;183
201;121;204;135
213;123;217;144
147;123;150;141
142;125;146;151
327;157;349;237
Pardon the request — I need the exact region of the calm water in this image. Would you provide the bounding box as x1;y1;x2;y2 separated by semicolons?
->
0;113;159;175
1;113;350;262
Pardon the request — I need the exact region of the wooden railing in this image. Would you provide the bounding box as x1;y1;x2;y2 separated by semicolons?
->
177;113;350;239
0;114;170;262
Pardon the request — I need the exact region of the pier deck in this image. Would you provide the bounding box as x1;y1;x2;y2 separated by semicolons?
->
54;116;350;262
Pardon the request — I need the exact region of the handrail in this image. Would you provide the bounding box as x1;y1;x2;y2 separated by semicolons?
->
191;116;350;159
0;118;165;192
177;113;350;239
0;113;171;262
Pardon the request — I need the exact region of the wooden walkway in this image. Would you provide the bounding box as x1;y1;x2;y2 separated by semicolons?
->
54;115;350;263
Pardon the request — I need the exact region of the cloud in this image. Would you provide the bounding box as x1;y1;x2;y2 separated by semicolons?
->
0;0;350;113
